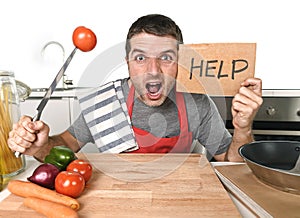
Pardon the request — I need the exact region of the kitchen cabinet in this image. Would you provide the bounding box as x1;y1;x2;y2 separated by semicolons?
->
19;89;99;153
20;97;71;136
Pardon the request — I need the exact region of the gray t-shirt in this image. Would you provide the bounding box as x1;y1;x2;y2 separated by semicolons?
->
68;78;232;157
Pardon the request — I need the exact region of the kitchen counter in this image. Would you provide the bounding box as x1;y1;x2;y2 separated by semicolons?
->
28;87;93;98
27;87;300;98
0;154;255;217
261;89;300;97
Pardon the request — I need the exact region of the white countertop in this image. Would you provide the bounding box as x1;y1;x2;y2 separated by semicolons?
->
262;89;300;97
0;156;39;202
28;87;93;98
27;88;300;98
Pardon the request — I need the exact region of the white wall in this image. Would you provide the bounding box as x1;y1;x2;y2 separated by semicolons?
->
1;0;299;90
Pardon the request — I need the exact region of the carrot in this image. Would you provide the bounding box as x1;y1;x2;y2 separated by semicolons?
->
7;180;80;210
24;197;79;218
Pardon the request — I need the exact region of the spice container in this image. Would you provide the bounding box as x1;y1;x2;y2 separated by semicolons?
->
0;70;26;190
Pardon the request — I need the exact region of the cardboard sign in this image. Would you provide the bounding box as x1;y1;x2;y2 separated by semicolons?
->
176;43;256;96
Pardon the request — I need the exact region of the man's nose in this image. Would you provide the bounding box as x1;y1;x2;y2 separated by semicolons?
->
147;57;161;75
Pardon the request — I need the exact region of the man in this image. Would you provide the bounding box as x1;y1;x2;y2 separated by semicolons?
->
8;14;263;162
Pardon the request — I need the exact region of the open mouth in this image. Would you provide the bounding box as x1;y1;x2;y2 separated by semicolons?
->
145;82;162;100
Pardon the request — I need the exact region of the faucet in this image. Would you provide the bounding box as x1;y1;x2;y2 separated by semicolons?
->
41;41;74;90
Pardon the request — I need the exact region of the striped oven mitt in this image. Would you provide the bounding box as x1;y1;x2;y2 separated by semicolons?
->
78;80;138;153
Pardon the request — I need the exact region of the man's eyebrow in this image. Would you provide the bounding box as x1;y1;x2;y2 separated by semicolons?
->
130;48;145;54
130;49;177;56
162;49;177;56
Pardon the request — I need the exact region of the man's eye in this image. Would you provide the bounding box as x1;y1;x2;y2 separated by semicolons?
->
160;55;173;61
135;55;146;62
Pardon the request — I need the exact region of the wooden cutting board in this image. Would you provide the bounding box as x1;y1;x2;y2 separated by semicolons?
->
0;154;240;218
215;164;300;218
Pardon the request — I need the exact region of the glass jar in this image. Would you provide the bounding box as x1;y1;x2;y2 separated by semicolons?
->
0;70;26;190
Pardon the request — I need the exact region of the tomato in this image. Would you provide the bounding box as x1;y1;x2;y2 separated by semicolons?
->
67;159;93;183
55;171;85;198
72;26;97;52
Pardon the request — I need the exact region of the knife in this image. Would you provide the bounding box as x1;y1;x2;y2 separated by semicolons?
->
15;47;77;157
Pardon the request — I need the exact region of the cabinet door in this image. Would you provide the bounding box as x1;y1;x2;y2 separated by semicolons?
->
20;98;71;135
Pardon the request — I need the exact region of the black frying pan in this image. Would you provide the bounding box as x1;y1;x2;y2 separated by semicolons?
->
239;140;300;195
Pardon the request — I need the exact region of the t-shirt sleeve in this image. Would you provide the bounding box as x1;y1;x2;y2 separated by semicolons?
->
67;113;95;145
193;95;232;158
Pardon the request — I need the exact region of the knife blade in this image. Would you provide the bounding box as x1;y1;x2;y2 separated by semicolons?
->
33;47;77;121
15;47;77;157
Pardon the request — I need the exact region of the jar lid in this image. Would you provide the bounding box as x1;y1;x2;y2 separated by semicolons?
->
0;70;31;101
16;80;31;101
0;70;14;76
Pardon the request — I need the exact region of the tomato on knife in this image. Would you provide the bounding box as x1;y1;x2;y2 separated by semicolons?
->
72;26;97;52
55;171;85;198
67;159;93;183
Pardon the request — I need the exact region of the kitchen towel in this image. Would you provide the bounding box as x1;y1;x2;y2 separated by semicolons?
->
78;80;138;153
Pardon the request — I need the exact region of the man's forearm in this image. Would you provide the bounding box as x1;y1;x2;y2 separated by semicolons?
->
33;135;66;162
226;128;254;162
33;130;82;162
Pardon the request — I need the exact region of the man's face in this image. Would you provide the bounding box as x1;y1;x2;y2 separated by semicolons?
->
127;33;178;107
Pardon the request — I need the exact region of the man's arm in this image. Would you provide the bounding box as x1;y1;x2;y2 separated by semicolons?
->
215;128;254;162
8;115;83;162
214;78;263;162
33;130;82;162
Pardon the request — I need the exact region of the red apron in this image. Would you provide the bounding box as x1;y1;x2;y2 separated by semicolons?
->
126;86;192;153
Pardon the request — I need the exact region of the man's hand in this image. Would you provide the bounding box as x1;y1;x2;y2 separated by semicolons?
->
231;78;263;130
216;77;263;162
8;115;50;156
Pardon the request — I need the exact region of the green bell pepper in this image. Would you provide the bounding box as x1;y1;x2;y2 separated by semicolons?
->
44;146;76;171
